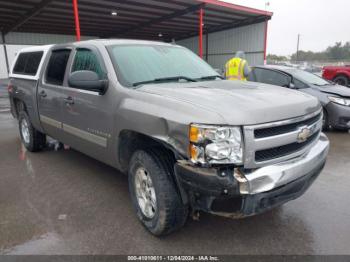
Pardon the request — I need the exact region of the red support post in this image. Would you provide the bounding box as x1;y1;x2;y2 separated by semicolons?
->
199;8;203;58
263;19;268;64
73;0;81;41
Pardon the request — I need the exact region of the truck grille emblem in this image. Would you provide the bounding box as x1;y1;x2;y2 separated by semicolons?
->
297;126;311;143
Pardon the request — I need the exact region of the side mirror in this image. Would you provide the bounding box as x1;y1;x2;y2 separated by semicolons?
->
68;70;108;94
289;82;296;89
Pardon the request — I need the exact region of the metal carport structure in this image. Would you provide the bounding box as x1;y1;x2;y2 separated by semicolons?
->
0;0;272;77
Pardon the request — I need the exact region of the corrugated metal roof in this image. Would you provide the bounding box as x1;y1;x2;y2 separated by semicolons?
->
0;0;272;41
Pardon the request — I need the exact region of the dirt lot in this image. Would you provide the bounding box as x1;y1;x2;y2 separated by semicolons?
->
0;81;350;255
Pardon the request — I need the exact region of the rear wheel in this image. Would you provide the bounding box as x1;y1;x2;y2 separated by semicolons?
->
128;149;188;236
18;111;46;152
333;75;349;87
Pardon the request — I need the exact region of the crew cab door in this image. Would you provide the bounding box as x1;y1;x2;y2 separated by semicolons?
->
60;45;115;164
38;48;72;141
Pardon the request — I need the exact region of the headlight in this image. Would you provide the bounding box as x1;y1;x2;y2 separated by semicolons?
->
328;96;350;106
189;124;243;164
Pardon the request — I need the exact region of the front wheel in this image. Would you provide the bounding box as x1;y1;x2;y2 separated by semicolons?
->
18;111;46;152
128;149;188;236
322;109;329;131
333;75;349;87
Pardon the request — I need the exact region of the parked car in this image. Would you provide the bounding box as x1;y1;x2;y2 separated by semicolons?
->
8;41;329;236
322;65;350;87
249;65;350;130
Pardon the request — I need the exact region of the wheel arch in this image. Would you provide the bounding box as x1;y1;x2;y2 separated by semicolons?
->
117;129;185;173
117;130;189;204
333;72;350;81
12;98;27;118
12;95;45;133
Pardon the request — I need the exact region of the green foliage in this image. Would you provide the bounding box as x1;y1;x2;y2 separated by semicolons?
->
266;54;288;61
289;41;350;61
326;42;350;60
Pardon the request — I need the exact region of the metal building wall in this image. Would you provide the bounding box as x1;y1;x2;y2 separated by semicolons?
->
0;32;96;78
0;46;7;79
177;22;266;70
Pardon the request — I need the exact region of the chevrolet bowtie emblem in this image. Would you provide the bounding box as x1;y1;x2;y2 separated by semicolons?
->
297;127;311;143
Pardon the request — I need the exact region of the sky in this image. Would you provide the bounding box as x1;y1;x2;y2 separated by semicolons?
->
223;0;350;56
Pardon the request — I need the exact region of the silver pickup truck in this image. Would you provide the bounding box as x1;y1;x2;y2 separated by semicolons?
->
8;40;329;236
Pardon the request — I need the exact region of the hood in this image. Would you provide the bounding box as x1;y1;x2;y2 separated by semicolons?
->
312;84;350;98
137;80;320;125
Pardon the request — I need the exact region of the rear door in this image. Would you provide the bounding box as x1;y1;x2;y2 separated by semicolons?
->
38;48;72;140
60;45;114;164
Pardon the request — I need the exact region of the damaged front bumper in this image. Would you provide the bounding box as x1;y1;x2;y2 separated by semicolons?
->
175;134;329;218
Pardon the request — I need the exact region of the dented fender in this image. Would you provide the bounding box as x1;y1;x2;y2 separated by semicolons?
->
112;88;226;168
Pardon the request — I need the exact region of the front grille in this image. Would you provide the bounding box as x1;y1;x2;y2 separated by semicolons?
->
254;113;321;138
243;109;323;168
255;132;319;162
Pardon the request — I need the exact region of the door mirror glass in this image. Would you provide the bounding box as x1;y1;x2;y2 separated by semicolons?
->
68;70;108;94
289;82;296;89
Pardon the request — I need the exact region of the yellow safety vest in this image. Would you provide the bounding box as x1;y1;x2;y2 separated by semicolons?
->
225;57;247;81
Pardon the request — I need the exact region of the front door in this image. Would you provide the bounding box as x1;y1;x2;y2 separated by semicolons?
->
38;48;72;141
60;46;115;165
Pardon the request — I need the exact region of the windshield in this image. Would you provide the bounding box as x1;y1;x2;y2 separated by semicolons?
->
285;69;330;86
107;44;220;87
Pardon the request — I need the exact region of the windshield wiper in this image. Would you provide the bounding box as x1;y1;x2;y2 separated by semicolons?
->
133;76;197;87
198;75;224;81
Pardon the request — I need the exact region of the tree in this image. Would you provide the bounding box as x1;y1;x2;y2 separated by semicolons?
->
267;54;288;62
290;42;350;61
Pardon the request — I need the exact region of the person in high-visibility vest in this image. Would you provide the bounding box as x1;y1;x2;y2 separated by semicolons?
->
225;51;251;81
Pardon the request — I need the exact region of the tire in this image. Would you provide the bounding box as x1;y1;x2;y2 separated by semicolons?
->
333;75;349;87
128;149;188;236
18;111;46;152
322;109;329;131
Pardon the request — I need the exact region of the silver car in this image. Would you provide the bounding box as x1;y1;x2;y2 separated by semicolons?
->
249;65;350;130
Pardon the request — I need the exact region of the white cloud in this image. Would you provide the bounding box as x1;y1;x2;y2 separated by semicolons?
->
222;0;350;55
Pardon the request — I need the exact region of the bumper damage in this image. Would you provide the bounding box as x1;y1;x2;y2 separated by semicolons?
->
326;102;350;129
175;134;329;218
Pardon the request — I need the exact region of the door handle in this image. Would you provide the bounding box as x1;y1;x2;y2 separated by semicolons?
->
39;90;47;98
64;96;74;105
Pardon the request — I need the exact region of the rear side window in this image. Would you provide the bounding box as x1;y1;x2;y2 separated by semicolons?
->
252;68;291;87
71;48;104;78
46;49;71;85
293;78;309;89
13;51;43;76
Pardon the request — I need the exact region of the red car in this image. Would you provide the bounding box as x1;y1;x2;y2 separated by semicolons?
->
322;65;350;87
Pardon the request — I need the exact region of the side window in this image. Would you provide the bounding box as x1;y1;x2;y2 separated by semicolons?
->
254;68;291;87
293;78;308;89
13;53;28;74
13;51;43;76
71;48;103;79
46;49;71;85
25;52;44;75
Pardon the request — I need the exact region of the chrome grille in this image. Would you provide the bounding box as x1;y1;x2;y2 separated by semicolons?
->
254;114;321;139
243;109;323;169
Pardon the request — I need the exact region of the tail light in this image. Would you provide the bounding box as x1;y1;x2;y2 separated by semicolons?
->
7;84;13;93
